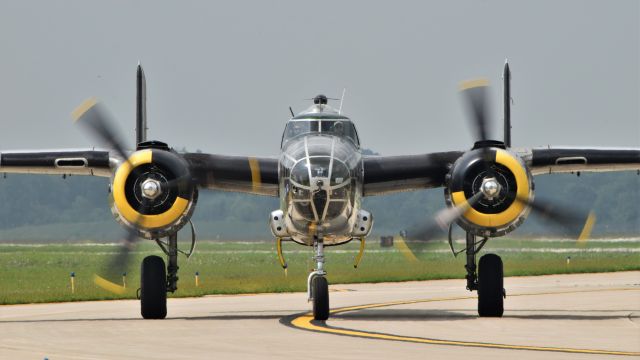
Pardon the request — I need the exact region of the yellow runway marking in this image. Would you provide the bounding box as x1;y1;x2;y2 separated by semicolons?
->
288;288;640;356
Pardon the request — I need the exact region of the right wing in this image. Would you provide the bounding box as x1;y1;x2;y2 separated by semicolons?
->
0;149;281;197
0;149;112;177
183;153;279;197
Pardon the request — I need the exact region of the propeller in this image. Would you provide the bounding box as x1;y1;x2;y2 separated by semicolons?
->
72;98;190;294
403;192;484;242
73;98;142;293
460;79;491;143
397;79;596;260
514;195;596;244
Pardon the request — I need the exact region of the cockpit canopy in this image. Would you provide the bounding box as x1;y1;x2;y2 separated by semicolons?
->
281;101;360;148
282;117;359;147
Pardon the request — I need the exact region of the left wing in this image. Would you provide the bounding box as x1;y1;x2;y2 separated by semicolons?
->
519;147;640;175
362;151;463;196
362;147;640;197
0;149;112;177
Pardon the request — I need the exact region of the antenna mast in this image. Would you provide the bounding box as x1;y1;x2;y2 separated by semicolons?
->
338;88;346;114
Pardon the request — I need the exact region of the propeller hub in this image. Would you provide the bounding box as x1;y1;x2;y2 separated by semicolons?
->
480;177;501;200
141;179;162;200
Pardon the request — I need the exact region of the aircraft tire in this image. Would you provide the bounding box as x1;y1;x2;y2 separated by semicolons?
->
312;276;330;321
477;253;504;317
140;255;167;319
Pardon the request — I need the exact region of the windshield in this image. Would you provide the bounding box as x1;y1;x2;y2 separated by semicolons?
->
282;119;359;147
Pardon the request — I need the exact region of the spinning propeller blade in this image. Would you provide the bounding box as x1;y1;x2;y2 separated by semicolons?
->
73;98;130;162
459;79;491;143
514;195;596;244
73;98;148;293
396;79;596;262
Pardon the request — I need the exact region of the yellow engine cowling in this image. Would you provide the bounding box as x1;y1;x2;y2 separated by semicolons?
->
110;148;197;239
445;147;533;237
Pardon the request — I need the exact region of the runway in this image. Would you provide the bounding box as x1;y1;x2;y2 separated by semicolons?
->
1;272;638;359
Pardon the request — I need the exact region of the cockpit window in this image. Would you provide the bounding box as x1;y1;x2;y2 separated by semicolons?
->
284;121;319;141
282;119;359;147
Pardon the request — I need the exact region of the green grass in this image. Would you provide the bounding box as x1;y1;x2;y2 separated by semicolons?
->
1;238;639;305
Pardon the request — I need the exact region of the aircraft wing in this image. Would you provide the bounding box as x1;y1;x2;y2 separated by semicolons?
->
362;147;640;196
521;147;640;175
183;153;279;197
0;149;112;177
362;151;464;196
0;149;280;196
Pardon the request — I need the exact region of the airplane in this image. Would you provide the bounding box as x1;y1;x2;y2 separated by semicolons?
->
1;61;638;321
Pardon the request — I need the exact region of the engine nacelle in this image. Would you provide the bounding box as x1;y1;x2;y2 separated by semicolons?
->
110;146;197;239
445;146;533;237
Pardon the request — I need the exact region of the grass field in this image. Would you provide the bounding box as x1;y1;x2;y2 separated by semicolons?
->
1;238;639;305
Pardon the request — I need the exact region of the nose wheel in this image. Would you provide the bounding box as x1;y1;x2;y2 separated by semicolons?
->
308;235;330;321
311;276;329;320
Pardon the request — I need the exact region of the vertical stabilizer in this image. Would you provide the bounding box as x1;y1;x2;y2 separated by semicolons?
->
503;60;511;147
136;63;147;145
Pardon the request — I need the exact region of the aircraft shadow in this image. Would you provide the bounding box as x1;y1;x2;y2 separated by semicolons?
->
0;311;293;324
332;308;636;322
2;309;634;324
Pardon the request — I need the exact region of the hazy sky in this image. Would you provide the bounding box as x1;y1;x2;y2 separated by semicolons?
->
0;1;638;156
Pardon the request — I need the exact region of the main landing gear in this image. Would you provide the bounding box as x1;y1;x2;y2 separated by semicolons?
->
140;233;181;319
463;231;504;317
308;236;329;321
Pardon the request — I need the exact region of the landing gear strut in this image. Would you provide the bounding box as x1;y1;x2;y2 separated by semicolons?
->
307;235;329;321
463;231;504;317
140;233;180;319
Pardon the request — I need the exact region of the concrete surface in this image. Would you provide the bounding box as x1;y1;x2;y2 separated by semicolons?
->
1;272;638;359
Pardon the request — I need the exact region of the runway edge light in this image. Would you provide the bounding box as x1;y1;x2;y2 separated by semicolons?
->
70;272;75;294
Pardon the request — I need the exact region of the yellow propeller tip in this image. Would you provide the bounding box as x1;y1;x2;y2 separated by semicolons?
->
459;78;489;91
577;212;596;244
93;274;126;294
71;97;98;122
394;235;419;263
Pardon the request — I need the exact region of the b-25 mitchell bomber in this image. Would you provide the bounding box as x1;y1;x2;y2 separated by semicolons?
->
1;61;638;320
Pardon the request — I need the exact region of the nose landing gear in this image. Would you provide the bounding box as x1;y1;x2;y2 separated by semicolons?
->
463;231;505;317
307;236;329;321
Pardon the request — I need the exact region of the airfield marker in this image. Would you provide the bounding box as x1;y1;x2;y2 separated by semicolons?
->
122;272;127;289
70;272;75;293
566;256;571;266
195;271;200;287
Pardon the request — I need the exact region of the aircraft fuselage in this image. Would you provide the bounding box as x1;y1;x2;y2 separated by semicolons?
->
279;133;363;245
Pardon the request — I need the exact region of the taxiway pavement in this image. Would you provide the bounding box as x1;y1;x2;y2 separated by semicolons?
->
1;271;638;359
